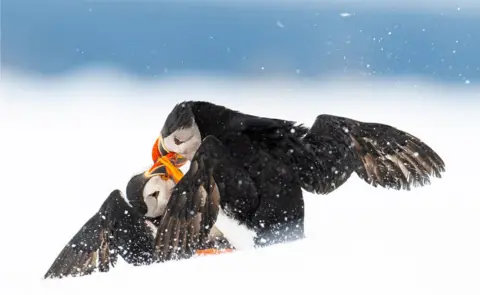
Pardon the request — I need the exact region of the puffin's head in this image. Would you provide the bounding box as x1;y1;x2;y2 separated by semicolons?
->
151;101;229;168
155;101;203;161
126;157;183;218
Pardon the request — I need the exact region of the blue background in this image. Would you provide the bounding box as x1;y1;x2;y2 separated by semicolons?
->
2;1;479;85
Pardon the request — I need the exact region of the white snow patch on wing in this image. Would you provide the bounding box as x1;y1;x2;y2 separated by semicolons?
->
0;69;479;295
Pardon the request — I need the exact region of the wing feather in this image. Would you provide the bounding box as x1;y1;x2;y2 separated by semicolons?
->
300;114;446;194
44;211;116;279
44;190;151;279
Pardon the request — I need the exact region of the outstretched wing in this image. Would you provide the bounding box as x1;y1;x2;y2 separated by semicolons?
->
299;114;446;194
44;190;153;279
154;135;257;262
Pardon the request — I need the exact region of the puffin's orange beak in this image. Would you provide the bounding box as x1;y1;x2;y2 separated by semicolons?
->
148;154;184;183
149;136;188;183
151;137;161;164
151;136;170;163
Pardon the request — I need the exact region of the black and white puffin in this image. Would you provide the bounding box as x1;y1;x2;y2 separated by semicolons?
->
44;156;232;279
149;101;446;260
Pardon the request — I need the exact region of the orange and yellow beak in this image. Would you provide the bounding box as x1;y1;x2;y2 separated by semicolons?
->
149;136;188;183
148;154;184;183
151;136;166;164
151;136;188;167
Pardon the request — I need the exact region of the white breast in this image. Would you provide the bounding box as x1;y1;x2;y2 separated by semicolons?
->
212;208;257;251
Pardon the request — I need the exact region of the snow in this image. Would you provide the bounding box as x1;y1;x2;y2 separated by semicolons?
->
1;69;479;295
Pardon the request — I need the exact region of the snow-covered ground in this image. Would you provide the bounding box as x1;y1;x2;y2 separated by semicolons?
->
0;70;479;295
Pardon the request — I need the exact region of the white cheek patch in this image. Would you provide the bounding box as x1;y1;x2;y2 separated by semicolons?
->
143;176;175;218
162;135;177;153
155;178;175;216
163;120;202;160
143;196;158;218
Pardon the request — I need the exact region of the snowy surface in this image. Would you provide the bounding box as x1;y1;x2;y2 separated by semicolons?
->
0;70;479;294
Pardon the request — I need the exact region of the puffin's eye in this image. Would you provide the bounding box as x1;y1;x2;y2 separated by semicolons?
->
149;191;160;199
174;137;184;145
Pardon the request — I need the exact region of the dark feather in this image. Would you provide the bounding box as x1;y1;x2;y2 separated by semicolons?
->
44;190;157;279
300;114;446;194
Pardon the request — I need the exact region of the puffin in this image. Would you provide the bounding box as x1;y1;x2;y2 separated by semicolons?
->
148;101;446;260
44;155;233;279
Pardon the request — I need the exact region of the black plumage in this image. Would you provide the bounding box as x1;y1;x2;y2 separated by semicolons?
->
44;188;158;279
299;114;445;194
44;169;232;279
153;101;446;260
